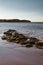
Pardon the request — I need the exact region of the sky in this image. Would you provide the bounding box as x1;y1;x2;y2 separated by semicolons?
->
0;0;43;22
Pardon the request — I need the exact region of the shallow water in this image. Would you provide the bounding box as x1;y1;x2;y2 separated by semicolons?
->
0;40;43;65
0;22;43;65
0;36;43;65
0;22;43;36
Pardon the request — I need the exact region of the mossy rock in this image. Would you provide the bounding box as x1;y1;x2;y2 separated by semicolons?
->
15;40;20;43
29;37;39;44
20;40;33;45
35;42;43;49
11;37;16;41
18;34;28;41
14;34;28;43
24;44;33;48
6;36;13;42
15;38;20;43
18;34;25;38
20;41;28;45
4;29;17;36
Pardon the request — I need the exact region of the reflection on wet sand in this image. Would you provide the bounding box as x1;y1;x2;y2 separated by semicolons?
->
0;39;43;65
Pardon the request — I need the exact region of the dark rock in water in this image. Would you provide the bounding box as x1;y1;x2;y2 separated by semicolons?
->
35;41;43;49
20;39;33;45
2;29;43;49
20;38;33;47
14;34;28;43
18;34;27;40
25;44;33;47
20;41;29;45
15;38;20;43
18;34;25;38
4;29;17;36
15;38;27;44
2;29;28;43
1;35;6;40
6;36;14;42
29;37;39;44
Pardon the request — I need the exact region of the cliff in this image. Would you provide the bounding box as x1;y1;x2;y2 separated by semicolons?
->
0;19;31;22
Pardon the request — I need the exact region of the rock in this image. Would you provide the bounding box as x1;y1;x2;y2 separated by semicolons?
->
20;39;33;46
20;41;29;45
2;30;27;43
29;37;39;44
2;29;42;49
35;41;43;49
4;29;17;35
14;34;28;43
18;34;25;38
20;37;39;45
18;34;28;40
15;37;27;44
1;35;6;40
15;38;20;43
6;35;17;42
2;29;19;42
23;44;33;48
6;36;12;42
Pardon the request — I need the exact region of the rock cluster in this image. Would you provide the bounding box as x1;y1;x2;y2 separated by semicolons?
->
35;41;43;49
1;29;43;49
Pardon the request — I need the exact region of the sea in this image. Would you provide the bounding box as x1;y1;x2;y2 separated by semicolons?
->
0;22;43;65
0;22;43;36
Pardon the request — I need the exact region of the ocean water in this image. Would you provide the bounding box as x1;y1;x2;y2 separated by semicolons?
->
0;22;43;36
0;22;43;65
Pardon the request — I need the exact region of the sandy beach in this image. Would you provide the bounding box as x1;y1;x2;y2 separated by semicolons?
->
0;36;43;65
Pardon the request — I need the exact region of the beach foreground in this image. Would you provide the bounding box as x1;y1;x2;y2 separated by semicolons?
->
0;37;43;65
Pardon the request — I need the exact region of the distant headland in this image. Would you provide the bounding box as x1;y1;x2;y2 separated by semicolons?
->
0;19;31;22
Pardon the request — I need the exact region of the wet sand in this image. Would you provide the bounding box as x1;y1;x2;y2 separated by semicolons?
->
0;36;43;65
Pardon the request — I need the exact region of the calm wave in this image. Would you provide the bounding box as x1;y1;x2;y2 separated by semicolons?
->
0;22;43;36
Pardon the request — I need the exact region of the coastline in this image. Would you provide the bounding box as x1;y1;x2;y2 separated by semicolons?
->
0;34;43;65
0;19;31;22
0;37;43;65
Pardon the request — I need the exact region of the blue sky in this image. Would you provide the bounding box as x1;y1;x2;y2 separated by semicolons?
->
0;0;43;22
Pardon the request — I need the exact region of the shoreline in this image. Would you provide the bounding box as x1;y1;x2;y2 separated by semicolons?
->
0;40;43;65
0;34;43;65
